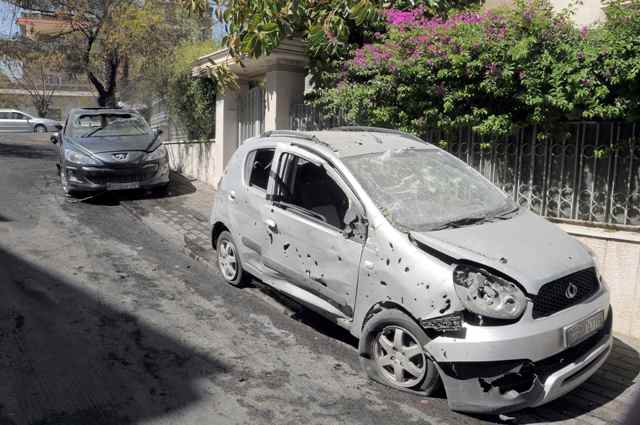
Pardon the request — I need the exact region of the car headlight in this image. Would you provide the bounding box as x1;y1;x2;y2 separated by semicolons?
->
65;149;100;165
145;145;167;161
453;264;527;320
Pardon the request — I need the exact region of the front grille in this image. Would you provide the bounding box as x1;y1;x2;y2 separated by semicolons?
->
532;268;599;319
85;165;157;185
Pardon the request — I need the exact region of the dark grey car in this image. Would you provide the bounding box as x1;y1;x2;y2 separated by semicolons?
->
52;108;170;196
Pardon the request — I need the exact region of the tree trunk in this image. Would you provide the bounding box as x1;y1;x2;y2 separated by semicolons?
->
88;50;120;108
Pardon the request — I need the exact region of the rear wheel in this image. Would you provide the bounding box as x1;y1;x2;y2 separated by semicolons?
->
359;308;441;395
216;231;248;287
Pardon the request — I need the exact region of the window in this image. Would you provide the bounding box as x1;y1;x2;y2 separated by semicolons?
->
277;154;350;229
11;113;27;120
0;113;9;119
247;149;274;190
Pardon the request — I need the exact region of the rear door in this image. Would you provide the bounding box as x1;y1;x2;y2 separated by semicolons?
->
261;148;367;317
11;112;32;132
232;147;275;269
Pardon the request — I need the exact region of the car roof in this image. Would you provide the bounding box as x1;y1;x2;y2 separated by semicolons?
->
254;128;435;158
68;107;138;118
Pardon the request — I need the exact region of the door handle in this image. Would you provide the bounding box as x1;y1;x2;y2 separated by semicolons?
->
228;190;236;201
264;219;278;233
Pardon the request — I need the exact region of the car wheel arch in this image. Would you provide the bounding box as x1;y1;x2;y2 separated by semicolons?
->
211;222;229;250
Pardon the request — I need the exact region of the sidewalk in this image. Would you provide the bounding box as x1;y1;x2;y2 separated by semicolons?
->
122;173;640;425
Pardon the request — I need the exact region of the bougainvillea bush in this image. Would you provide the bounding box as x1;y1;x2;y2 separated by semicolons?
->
314;0;640;137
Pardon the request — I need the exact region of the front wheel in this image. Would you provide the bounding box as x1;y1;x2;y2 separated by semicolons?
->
359;308;441;395
34;125;47;133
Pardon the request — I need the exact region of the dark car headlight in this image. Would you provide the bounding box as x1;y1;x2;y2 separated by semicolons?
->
65;149;100;165
453;264;527;320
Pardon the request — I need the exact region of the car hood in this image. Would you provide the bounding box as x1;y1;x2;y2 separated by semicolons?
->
409;210;593;295
66;134;159;155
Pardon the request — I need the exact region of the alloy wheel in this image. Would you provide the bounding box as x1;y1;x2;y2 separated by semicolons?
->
218;239;238;281
373;325;427;388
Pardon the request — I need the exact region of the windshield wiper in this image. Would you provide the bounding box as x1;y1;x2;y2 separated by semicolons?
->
82;127;105;138
430;216;488;231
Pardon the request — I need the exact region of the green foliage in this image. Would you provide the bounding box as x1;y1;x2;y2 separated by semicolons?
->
314;0;640;137
166;40;221;140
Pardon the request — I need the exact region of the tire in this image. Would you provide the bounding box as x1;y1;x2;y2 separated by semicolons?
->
34;125;47;133
359;308;441;396
215;231;248;287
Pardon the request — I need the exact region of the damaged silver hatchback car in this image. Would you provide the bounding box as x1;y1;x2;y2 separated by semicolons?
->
209;127;612;414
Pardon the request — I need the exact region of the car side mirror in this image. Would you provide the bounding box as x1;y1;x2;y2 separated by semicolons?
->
50;133;59;144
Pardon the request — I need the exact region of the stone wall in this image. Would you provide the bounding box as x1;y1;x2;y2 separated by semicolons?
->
557;223;640;339
163;140;217;187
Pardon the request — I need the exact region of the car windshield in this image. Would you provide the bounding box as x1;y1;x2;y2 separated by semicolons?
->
342;148;516;232
69;113;150;138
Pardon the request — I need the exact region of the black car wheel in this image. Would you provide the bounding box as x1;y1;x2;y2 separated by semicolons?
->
34;125;47;133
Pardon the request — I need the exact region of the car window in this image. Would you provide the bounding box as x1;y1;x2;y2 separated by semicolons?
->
246;149;274;191
0;112;9;119
277;154;350;229
68;113;150;138
12;113;27;120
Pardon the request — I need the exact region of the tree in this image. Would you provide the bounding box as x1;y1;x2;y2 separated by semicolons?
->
0;41;65;117
181;0;479;86
5;0;209;107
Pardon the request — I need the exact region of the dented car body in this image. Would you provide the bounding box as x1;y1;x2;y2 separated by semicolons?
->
209;127;612;414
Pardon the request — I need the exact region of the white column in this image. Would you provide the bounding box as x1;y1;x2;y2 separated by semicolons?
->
264;68;306;131
213;80;248;188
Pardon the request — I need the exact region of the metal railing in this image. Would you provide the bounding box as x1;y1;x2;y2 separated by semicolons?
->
427;123;640;228
289;103;640;228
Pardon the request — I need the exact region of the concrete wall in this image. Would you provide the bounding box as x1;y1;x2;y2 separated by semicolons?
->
164;141;217;187
484;0;606;27
557;223;640;339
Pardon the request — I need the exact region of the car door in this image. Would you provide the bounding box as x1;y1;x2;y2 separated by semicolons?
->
12;112;32;132
262;147;367;317
232;147;276;270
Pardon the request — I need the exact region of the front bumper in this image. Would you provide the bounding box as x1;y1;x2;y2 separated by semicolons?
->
65;160;170;192
425;289;612;414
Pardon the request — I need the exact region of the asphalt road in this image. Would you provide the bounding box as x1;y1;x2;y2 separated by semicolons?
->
0;134;635;425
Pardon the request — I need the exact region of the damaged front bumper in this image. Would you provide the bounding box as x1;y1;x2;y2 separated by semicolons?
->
425;292;612;414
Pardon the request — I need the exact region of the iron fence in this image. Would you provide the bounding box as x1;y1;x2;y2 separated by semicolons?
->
289;103;640;228
427;123;640;227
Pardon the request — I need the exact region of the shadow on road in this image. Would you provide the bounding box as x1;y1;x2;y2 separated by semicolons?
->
0;247;228;425
0;140;56;160
0;214;10;222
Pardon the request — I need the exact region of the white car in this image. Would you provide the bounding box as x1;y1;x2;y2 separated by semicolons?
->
0;109;62;133
209;127;612;414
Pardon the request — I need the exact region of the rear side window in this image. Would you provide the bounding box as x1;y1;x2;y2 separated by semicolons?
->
0;113;9;119
247;149;274;190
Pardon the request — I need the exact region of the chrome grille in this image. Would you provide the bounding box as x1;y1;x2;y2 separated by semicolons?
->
532;268;599;319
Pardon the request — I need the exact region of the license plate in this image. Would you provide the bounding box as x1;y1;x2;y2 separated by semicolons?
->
565;310;605;347
106;182;140;191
